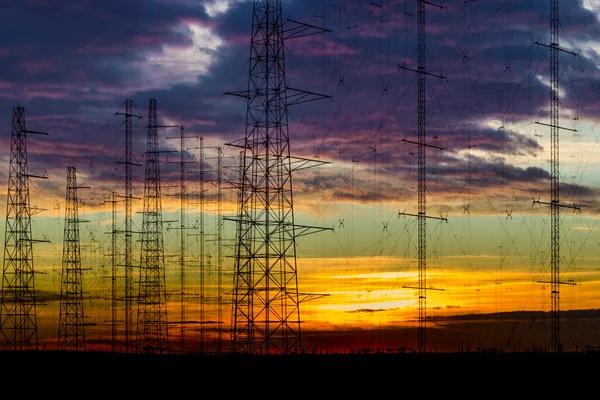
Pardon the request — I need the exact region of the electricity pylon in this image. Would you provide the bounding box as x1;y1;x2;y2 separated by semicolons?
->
1;106;48;350
58;166;89;351
115;99;142;352
533;0;579;353
225;0;332;355
136;98;176;354
399;0;447;353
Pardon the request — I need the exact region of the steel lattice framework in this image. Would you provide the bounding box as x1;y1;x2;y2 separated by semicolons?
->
57;166;86;351
0;107;47;350
227;0;330;354
136;98;169;354
417;0;427;353
533;0;579;353
549;0;560;354
399;0;446;354
115;99;142;352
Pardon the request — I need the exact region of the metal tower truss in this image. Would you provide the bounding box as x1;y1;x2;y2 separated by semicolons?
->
105;191;121;352
225;0;332;355
136;98;176;354
58;166;90;351
166;126;199;353
398;0;447;354
188;138;220;354
1;106;49;350
115;99;142;352
203;147;228;354
533;0;579;353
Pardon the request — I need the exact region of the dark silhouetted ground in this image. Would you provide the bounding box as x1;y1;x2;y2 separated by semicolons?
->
1;349;597;397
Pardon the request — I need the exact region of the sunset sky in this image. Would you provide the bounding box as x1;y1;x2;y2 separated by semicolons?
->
2;0;600;353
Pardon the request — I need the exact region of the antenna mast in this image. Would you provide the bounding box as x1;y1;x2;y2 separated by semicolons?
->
225;0;332;354
58;166;89;351
115;99;142;352
199;137;206;353
399;0;447;353
166;125;197;352
109;191;118;352
136;98;174;354
533;0;579;353
1;106;49;350
217;147;223;354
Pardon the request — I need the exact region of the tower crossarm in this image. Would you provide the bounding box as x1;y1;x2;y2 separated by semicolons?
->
285;87;332;106
533;39;579;56
402;285;445;291
399;211;448;222
534;121;577;132
223;90;252;99
419;0;444;8
115;111;142;119
278;223;334;238
288;155;331;171
537;280;577;286
282;18;331;40
401;138;445;150
22;129;48;136
532;199;581;211
399;64;447;80
298;292;330;303
24;174;48;180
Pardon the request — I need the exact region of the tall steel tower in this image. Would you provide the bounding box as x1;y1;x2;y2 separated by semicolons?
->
226;0;331;354
58;166;89;351
533;0;578;353
1;106;48;350
204;144;229;354
115;99;142;352
399;0;447;353
136;98;173;354
107;191;119;352
178;126;187;352
216;147;223;354
198;137;206;353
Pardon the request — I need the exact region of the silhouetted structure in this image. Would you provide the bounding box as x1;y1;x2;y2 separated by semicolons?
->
136;98;171;354
216;147;223;354
115;99;142;352
198;137;206;353
166;125;199;352
399;0;447;353
107;191;119;352
533;0;579;353
202;143;228;354
58;166;89;351
0;106;48;350
226;0;331;354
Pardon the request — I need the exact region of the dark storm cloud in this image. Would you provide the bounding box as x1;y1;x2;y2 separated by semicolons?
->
0;0;209;85
0;0;599;209
0;0;217;194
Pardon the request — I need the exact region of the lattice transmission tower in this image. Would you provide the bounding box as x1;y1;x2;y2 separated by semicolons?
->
399;0;447;353
57;166;89;351
166;125;199;353
1;106;48;350
136;98;176;354
225;0;332;355
115;99;142;352
533;0;579;353
107;191;120;352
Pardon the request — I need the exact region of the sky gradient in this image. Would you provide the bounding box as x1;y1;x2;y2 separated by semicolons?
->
3;0;600;353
